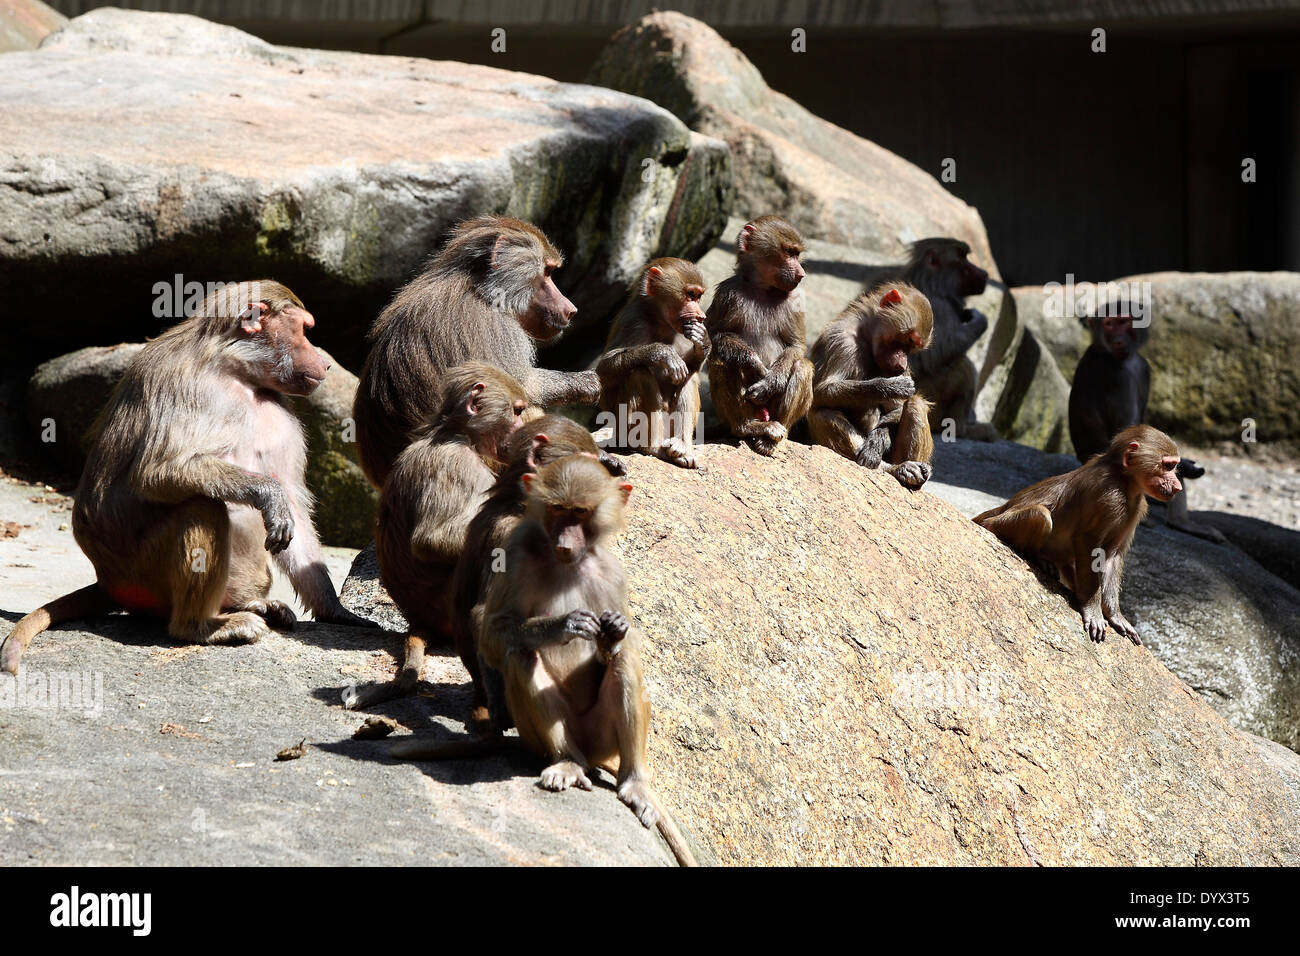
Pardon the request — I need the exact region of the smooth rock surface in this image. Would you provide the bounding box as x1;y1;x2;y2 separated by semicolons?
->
0;477;671;866
0;9;731;366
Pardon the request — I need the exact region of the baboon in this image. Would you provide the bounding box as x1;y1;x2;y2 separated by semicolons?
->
353;216;600;487
1069;308;1224;543
596;258;709;469
809;284;936;489
705;216;814;456
343;364;528;710
874;238;996;440
391;455;697;867
450;414;624;731
974;424;1183;643
1;280;371;675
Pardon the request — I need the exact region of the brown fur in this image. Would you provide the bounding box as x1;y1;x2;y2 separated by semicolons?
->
2;280;367;675
705;216;814;456
808;283;936;489
353;216;599;487
391;456;697;867
974;424;1183;643
596;258;709;469
449;414;623;730
343;363;528;710
871;238;996;440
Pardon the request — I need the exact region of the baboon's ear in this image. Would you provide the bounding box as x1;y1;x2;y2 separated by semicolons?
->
738;222;757;253
525;433;550;470
618;483;633;505
466;383;487;416
238;302;267;334
880;288;902;308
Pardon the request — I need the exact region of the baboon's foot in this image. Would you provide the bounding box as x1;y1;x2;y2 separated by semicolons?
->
656;438;697;469
236;599;297;631
539;760;593;792
887;460;932;489
748;424;785;457
617;775;659;828
200;611;271;646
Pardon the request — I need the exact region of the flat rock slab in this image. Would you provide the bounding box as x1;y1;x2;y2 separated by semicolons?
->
0;479;671;866
0;618;671;866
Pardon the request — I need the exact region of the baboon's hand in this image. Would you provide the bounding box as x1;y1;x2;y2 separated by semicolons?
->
682;318;708;350
962;308;989;337
1107;612;1140;645
561;609;601;643
1082;607;1107;642
745;354;770;382
658;350;690;387
257;482;295;554
598;451;627;477
890;460;931;489
744;376;778;407
598;610;629;646
879;375;916;400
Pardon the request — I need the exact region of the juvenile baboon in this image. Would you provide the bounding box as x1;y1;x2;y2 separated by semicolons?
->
974;424;1183;643
809;284;936;489
1069;307;1224;543
450;414;624;731
705;216;814;456
353;216;600;487
392;456;697;867
343;363;529;710
596;258;709;469
1;280;371;675
874;238;996;440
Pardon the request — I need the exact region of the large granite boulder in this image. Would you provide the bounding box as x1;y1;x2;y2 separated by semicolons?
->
0;9;732;367
344;441;1300;864
930;437;1300;752
588;12;994;270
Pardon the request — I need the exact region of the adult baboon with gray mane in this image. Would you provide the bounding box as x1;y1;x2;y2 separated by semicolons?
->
1;280;371;675
353;216;601;487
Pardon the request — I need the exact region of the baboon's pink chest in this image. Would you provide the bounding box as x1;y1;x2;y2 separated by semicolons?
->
222;382;302;480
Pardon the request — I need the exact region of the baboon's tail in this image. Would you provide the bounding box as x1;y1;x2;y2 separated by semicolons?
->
1;584;116;675
652;793;700;868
